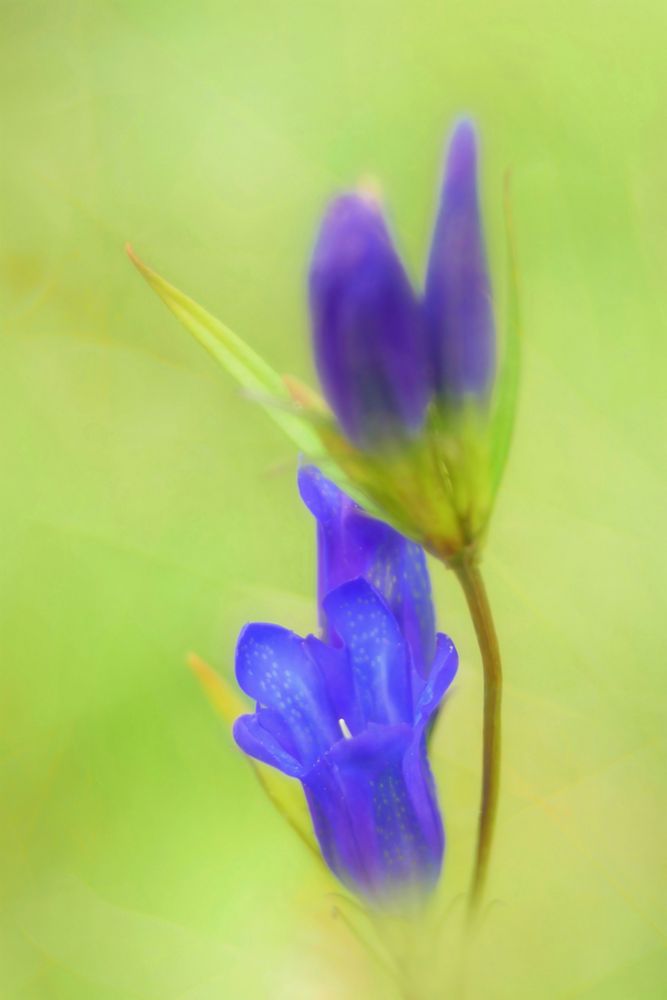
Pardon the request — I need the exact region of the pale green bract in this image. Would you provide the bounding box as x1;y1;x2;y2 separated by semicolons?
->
127;189;520;558
126;244;370;505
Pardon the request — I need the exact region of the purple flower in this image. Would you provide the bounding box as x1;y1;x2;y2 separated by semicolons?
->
233;469;458;902
309;193;429;447
297;465;435;678
308;118;494;447
424;118;495;399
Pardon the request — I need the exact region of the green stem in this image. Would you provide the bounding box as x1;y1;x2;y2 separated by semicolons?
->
452;553;502;915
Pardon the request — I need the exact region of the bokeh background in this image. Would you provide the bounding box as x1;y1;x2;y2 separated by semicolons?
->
1;1;666;997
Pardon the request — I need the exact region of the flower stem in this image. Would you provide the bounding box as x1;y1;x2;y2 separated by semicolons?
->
452;553;502;915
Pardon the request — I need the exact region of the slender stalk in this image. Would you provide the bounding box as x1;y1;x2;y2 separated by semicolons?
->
452;553;502;915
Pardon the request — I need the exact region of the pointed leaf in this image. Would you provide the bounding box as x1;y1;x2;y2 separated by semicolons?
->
187;651;247;726
127;246;325;457
127;246;373;505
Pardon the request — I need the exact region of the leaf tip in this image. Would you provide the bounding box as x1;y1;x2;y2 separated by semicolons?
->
283;374;328;415
125;242;140;265
125;242;152;280
186;651;246;726
185;649;204;674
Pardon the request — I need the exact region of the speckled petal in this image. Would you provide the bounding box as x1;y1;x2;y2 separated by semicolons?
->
298;465;435;674
235;623;340;769
414;633;458;725
233;713;304;777
402;722;444;864
322;579;412;726
303;724;443;898
303;634;364;737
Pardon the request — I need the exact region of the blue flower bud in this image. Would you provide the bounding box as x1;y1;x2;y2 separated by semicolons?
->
309;193;429;448
424;118;496;401
233;471;458;904
297;464;435;677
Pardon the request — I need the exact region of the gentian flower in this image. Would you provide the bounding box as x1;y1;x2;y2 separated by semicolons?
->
306;117;518;564
309;193;429;448
129;115;518;566
233;467;458;904
299;124;516;912
311;119;494;445
129;113;518;910
297;465;435;675
424;119;495;401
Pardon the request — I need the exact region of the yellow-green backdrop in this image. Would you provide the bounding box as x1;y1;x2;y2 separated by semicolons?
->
1;1;665;997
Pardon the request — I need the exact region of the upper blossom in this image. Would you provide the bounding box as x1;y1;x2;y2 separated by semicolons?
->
309;193;429;447
308;118;495;448
424;118;495;399
233;469;458;903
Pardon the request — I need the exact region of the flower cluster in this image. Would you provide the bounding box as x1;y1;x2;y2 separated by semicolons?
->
305;118;516;562
310;119;493;447
130;113;517;914
233;468;457;903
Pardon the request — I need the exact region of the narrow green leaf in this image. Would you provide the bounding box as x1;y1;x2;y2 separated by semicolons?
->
490;174;522;493
127;246;325;458
127;246;387;512
186;650;248;726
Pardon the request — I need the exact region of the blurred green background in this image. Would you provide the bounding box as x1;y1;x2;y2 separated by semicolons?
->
1;0;665;996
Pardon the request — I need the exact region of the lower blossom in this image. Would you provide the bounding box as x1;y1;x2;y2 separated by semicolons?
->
233;470;457;903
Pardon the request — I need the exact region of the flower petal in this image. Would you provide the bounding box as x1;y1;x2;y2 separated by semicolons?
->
309;193;428;446
303;724;443;899
303;635;364;738
235;623;340;769
322;579;412;726
424;117;495;399
403;722;445;863
233;714;303;777
298;465;435;674
415;633;458;725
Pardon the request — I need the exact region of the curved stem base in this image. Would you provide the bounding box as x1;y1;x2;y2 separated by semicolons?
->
453;555;502;915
